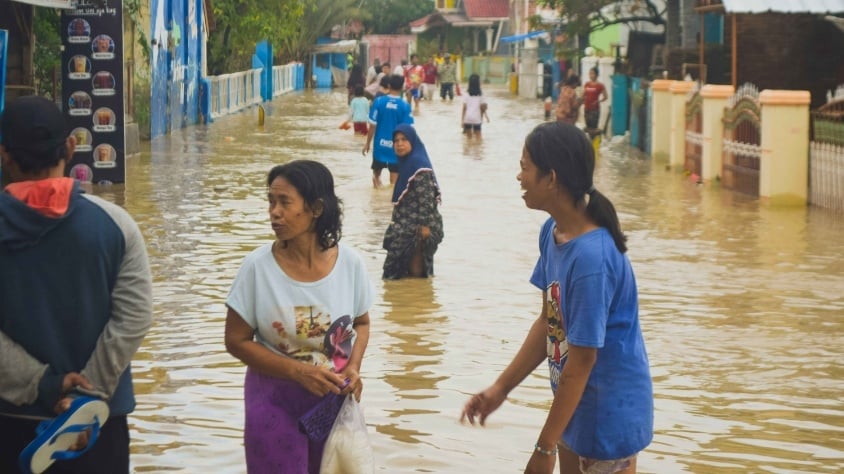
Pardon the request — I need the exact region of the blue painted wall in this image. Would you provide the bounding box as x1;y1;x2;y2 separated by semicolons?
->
150;0;204;139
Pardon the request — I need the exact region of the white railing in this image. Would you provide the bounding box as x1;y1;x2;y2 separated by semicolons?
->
273;64;298;97
827;84;844;103
809;142;844;211
723;138;762;159
208;69;263;120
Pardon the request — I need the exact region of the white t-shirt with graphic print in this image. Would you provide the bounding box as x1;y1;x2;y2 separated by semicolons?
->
227;242;374;372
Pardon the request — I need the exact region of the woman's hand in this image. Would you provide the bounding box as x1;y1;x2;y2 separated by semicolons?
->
295;365;346;397
339;367;363;401
460;384;507;426
524;450;556;474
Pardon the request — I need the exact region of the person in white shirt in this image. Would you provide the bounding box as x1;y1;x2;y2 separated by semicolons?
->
225;160;375;473
462;74;488;139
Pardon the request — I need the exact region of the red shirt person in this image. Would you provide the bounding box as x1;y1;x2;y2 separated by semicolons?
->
421;56;438;100
582;67;608;130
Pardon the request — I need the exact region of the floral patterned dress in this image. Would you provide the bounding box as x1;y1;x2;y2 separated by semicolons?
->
382;170;443;279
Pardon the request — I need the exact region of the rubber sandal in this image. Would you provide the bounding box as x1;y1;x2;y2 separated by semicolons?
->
18;396;109;474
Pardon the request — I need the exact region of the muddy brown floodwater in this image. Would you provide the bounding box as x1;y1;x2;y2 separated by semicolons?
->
99;86;843;473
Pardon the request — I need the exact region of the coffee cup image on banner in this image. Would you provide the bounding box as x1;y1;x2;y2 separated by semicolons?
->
92;107;116;131
69;163;94;183
91;35;115;59
71;128;93;152
68;56;91;80
93;144;116;168
67;18;91;42
68;91;92;116
91;71;116;95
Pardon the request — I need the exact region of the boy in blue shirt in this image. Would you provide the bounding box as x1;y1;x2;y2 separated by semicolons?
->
362;74;413;188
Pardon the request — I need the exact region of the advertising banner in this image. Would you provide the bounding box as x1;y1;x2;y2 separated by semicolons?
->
61;0;125;184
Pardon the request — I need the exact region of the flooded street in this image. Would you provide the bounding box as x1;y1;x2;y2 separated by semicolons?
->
109;86;844;473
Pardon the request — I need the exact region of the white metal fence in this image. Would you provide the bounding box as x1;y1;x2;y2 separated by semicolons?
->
272;64;298;97
809;142;844;211
809;86;844;212
208;69;263;120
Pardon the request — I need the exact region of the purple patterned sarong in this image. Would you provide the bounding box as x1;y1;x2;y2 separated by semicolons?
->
244;367;326;474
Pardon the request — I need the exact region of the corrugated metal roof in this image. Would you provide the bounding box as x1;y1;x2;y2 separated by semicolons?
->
722;0;844;13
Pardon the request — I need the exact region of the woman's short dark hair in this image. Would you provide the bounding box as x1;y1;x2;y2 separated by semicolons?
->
524;122;627;253
267;160;343;250
564;74;581;87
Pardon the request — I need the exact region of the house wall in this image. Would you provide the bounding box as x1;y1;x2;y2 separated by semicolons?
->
361;35;416;68
680;0;700;49
736;13;844;109
590;24;622;55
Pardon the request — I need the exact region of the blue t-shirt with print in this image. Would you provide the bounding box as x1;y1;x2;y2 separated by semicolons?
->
530;218;653;460
368;94;413;165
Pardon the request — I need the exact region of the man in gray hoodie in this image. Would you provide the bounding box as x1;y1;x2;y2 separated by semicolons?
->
0;96;153;473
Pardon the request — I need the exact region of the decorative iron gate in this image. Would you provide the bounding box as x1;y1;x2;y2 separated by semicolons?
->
684;83;703;177
722;84;761;196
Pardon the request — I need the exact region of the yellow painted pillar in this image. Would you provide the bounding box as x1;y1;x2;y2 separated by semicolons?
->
669;81;696;168
650;79;673;161
759;90;811;205
700;84;734;183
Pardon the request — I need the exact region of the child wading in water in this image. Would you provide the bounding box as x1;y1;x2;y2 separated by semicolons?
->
461;122;653;474
462;74;487;139
348;85;370;136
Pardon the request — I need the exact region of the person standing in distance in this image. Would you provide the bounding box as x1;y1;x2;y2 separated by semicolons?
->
363;74;414;188
0;96;153;474
582;67;608;132
437;54;458;102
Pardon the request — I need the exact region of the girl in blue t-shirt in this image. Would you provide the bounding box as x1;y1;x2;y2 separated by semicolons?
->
461;122;653;474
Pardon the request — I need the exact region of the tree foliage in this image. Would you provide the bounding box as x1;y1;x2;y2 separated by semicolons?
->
363;0;434;34
208;0;304;74
538;0;667;36
275;0;365;62
32;7;62;99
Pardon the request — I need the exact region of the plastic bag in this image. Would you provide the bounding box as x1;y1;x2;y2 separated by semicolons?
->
319;395;374;474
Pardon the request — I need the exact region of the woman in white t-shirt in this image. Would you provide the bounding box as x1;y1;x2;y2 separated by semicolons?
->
225;160;375;474
462;73;488;139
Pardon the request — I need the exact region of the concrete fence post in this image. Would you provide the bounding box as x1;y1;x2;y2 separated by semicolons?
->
650;79;673;160
700;84;734;182
759;90;811;205
669;80;696;168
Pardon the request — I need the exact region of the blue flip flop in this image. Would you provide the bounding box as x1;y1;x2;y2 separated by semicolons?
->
18;396;110;474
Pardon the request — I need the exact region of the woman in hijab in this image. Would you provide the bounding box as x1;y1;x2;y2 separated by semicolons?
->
382;124;444;280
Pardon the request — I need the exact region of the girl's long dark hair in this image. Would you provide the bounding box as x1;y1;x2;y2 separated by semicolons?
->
267;160;343;250
524;122;628;253
468;74;482;96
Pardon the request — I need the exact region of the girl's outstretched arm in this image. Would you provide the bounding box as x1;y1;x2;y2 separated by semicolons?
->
461;294;548;425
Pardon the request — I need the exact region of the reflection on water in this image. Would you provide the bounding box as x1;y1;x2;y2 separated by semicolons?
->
103;88;844;473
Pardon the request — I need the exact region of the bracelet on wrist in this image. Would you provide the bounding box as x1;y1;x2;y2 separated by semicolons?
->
534;442;558;456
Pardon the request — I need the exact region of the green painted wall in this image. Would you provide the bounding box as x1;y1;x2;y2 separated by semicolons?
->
589;24;621;55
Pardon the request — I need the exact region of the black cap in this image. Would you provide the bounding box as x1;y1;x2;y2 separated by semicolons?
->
0;96;68;155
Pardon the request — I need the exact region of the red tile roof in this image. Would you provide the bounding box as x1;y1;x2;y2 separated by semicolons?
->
464;0;510;19
410;14;434;28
